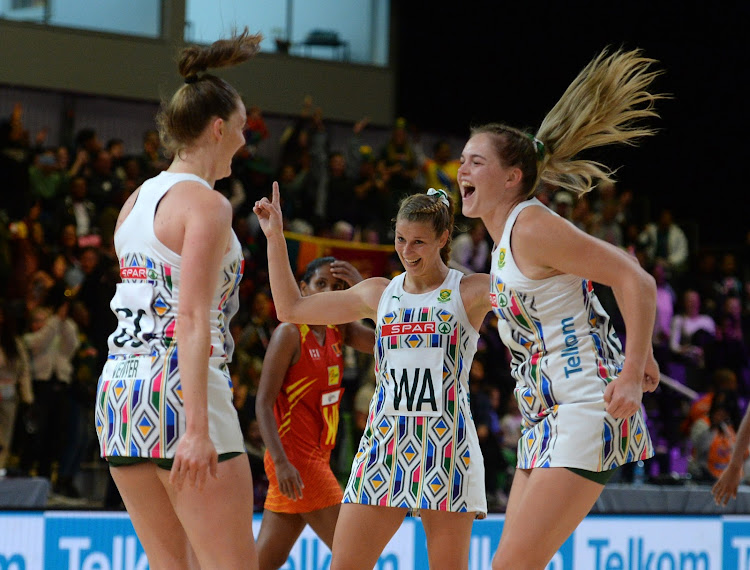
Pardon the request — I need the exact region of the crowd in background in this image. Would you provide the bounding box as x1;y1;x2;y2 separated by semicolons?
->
2;95;750;512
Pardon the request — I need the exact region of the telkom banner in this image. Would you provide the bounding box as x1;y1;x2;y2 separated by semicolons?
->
2;512;749;569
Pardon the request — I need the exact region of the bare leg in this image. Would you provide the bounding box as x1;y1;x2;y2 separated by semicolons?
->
421;509;476;570
492;467;604;569
302;503;341;549
330;504;407;570
256;510;306;570
110;463;199;570
157;453;258;570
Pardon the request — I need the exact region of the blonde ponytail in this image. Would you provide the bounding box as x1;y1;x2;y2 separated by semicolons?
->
536;47;667;197
471;47;667;198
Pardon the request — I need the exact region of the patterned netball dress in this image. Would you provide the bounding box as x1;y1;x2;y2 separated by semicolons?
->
489;198;653;472
95;172;245;460
343;269;486;517
263;324;346;514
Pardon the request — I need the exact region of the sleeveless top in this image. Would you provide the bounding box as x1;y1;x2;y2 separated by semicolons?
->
95;171;245;459
272;323;345;458
489;198;653;471
343;269;487;516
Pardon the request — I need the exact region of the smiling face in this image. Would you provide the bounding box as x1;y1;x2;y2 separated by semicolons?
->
394;219;447;277
458;132;520;220
457;130;536;225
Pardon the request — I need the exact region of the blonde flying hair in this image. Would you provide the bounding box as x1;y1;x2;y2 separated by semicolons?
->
472;47;668;198
156;27;263;157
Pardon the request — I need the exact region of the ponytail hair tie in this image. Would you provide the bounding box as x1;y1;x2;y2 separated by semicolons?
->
527;133;546;160
427;187;450;208
184;74;199;84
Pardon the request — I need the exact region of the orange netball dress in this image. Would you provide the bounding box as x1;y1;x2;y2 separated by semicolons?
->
263;323;346;513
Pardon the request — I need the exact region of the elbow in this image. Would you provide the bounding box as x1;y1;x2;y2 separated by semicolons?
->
640;270;657;298
274;306;292;323
274;301;299;324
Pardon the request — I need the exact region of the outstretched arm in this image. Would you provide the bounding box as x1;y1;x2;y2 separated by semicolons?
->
254;182;386;325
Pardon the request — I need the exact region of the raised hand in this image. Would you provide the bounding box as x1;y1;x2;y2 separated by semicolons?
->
330;260;364;287
253;181;284;239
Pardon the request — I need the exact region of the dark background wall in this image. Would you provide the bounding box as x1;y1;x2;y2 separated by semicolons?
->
394;1;749;249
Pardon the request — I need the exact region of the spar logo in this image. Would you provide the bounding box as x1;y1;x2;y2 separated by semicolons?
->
120;267;159;280
381;322;435;336
381;321;453;336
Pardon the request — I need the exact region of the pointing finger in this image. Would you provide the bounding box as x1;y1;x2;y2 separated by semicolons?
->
272;180;279;204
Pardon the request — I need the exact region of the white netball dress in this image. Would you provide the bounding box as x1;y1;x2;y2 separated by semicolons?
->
489;198;653;472
343;269;487;517
95;172;245;460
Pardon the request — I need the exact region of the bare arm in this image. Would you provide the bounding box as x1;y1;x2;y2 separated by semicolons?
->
513;206;658;418
341;320;376;354
170;188;233;490
460;272;493;331
254;182;386;325
255;323;305;500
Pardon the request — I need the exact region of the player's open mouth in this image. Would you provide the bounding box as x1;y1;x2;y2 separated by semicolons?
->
461;182;475;199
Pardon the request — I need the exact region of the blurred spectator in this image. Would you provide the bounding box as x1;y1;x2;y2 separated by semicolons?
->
215;169;247;214
421;139;460;212
55;176;97;241
682;368;740;439
652;259;677;370
638;207;689;286
711;252;745;316
450;219;490;274
56;300;98;498
468;358;508;511
0;104;35;220
570;194;594;234
244;104;270;154
28;149;67;230
72;246;117;371
706;296;750;393
379;117;420;207
693;249;721;318
0;301;32;472
590;198;623;247
670;289;717;391
237;290;278;361
71;128;102;182
105;138;127;181
688;389;745;483
349;145;390;242
323;151;357;228
136;128;168;179
550;190;574;221
18;301;80;479
86;149;123;212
